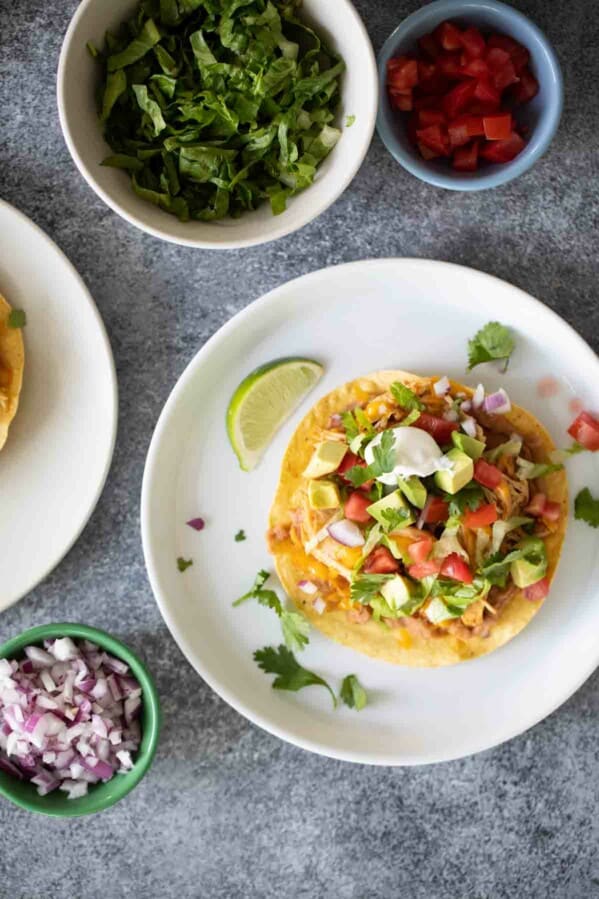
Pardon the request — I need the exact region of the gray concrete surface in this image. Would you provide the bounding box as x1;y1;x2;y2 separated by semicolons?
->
1;0;598;897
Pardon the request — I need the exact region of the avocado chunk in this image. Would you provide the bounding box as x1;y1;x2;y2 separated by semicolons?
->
434;448;474;495
452;431;485;460
308;479;340;510
367;490;415;531
511;559;546;588
381;575;412;610
397;475;427;509
303;441;347;479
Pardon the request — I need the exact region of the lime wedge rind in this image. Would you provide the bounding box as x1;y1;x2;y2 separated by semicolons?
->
226;357;323;471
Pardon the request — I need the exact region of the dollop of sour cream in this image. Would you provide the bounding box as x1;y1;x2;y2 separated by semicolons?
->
364;427;451;485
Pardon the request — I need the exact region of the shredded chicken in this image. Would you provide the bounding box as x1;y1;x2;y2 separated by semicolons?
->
346;605;371;624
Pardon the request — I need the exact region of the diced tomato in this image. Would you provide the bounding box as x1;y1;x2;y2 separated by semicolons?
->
473;458;503;489
363;546;399;575
523;577;550;601
435;21;463;52
525;493;546;517
407;113;418;145
460;26;486;59
511;69;539;104
443;79;476;118
418;108;446;127
440;552;474;584
417;141;442;160
452;140;479;171
567;411;599;451
448;115;484;148
416;124;450;156
486;47;510;71
418;33;441;60
483;112;512;140
413;93;444;111
407;535;434;563
408;559;442;579
542;500;561;523
418;60;437;84
390;90;413;111
414;413;458;445
463;502;498;529
480;131;525;163
487;34;530;73
437;52;463;80
344;492;373;524
418;495;450;526
460;57;489;79
494;60;519;92
387;56;419;91
473;78;501;106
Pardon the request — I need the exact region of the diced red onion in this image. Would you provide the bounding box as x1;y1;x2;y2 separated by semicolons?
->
328;413;342;428
461;400;472;412
327;519;365;548
472;384;485;410
186;517;205;531
0;638;142;798
297;580;318;595
461;417;477;438
443;409;459;422
434;376;450;396
483;389;511;415
312;597;327;615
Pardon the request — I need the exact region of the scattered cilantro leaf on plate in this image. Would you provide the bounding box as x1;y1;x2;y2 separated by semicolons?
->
467;322;515;371
177;557;193;572
391;382;424;411
254;645;336;705
574;488;599;529
233;570;310;652
340;674;367;710
7;309;26;329
235;529;246;542
280;611;310;654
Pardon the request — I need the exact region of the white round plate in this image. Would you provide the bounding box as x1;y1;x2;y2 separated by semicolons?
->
142;259;599;765
0;200;117;610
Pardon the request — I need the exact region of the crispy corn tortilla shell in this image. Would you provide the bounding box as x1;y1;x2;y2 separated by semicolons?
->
0;293;25;451
269;370;567;667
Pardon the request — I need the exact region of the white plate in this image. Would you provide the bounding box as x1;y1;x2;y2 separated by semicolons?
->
0;200;117;610
141;259;599;765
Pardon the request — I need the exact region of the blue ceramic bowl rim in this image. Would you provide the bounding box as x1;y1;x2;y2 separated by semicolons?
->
376;0;563;191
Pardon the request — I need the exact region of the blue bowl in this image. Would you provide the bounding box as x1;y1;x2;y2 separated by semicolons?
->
376;0;563;190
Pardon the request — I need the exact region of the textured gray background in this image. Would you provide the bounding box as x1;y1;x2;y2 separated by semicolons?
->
1;0;598;897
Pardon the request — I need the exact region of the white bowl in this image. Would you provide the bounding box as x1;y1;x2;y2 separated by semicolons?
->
57;0;377;249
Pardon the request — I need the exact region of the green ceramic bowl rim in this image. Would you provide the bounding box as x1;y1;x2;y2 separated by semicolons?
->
0;622;161;817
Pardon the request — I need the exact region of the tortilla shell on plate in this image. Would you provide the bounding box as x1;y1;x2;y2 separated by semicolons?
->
269;370;567;667
0;293;25;451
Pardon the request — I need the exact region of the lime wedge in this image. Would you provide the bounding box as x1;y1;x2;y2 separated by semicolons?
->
227;357;323;471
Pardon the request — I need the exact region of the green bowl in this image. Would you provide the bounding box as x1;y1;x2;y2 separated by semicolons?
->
0;623;161;817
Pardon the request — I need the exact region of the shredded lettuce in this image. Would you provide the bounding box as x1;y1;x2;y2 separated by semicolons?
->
95;0;344;222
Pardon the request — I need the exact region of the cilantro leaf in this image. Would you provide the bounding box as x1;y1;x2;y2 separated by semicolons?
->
380;507;410;532
574;488;599;529
467;322;515;371
340;674;367;711
350;573;393;605
345;464;375;487
234;529;246;542
371;429;396;475
177;557;193;572
254;646;336;706
391;382;424;411
445;484;484;517
233;570;310;652
7;309;26;329
280;611;310;654
399;409;422;428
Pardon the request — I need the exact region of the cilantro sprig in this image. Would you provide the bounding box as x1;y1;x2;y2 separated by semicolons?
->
391;382;424;411
350;573;393;605
574;488;599;529
444;484;484;518
234;529;246;542
467;322;515;371
254;646;336;706
345;429;396;487
177;557;193;572
340;674;367;711
234;570;309;653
